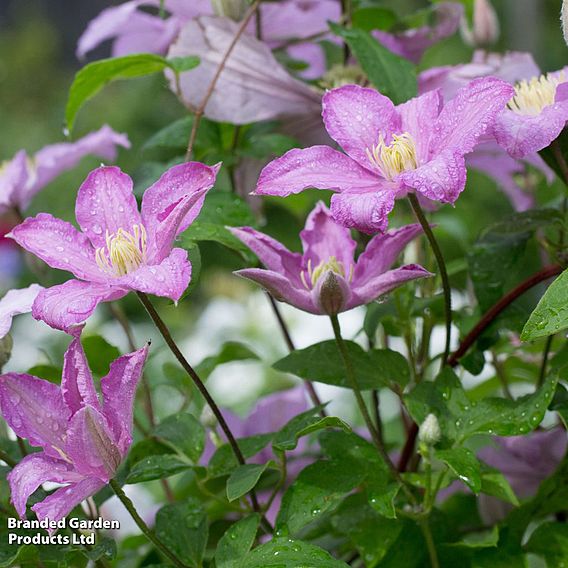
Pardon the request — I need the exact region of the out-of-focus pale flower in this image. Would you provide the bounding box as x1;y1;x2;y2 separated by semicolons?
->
255;80;513;233
0;285;44;339
478;428;567;522
9;163;218;332
461;0;500;48
230;202;430;315
166;16;322;125
373;2;463;64
0;126;129;215
1;338;148;528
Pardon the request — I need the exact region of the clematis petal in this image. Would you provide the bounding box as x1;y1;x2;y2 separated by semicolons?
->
141;162;218;263
101;345;148;455
61;338;100;415
353;224;425;284
65;406;122;481
349;265;432;308
255;146;379;197
8;453;80;519
398;149;466;204
493;102;568;158
234;268;318;314
322;85;400;170
229;227;304;288
397;90;443;162
33;476;105;529
117;247;191;302
31;126;130;201
0;150;29;213
166;16;321;124
329;189;397;234
76;0;159;58
432;77;515;155
32;280;127;332
8;214;103;282
373;2;463;64
0;284;43;339
75;166;142;249
0;373;69;459
300;201;356;273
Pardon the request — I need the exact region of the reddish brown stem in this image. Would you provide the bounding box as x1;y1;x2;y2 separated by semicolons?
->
398;263;563;472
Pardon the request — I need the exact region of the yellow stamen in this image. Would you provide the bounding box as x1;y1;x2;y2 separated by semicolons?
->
95;224;147;277
508;72;566;116
366;132;418;181
301;256;354;290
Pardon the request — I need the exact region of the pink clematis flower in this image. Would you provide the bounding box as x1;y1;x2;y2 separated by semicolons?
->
373;2;463;64
0;285;44;339
419;52;557;210
0;126;129;216
230;201;431;315
255;79;514;234
8;162;219;332
0;337;147;527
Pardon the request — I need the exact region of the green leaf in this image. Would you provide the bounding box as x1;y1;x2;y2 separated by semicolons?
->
153;412;205;463
276;459;366;534
405;367;558;443
227;463;271;502
66;54;171;130
331;494;403;567
243;538;348;567
155;499;208;568
525;522;568;565
181;193;257;262
480;472;519;506
196;341;259;380
436;447;481;493
215;515;260;568
166;55;200;73
272;406;350;452
521;269;568;340
274;340;409;390
329;24;417;104
0;335;12;372
143;116;194;151
208;434;273;478
550;383;568;427
27;364;61;384
81;335;120;376
125;454;192;484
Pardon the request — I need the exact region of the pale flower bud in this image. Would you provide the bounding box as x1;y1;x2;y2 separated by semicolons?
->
211;0;248;21
316;271;349;316
418;414;441;446
200;404;218;429
562;1;568;46
460;0;500;48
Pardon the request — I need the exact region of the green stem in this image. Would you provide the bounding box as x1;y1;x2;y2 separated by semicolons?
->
538;335;554;388
329;315;414;500
109;480;188;568
419;518;440;568
136;293;272;531
408;194;452;366
0;449;17;468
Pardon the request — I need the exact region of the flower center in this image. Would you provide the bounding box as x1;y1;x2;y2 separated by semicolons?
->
366;132;418;181
95;224;147;277
508;72;565;116
300;256;353;289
